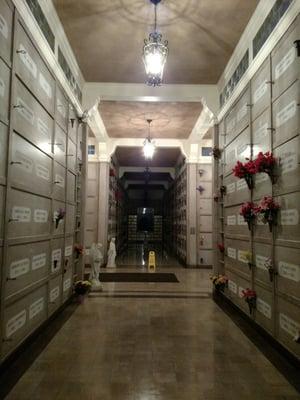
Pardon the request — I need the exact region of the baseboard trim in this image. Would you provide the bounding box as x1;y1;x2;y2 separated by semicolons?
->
0;296;77;398
213;291;300;393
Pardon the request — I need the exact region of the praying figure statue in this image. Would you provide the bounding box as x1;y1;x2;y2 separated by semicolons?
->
107;237;117;268
90;243;103;291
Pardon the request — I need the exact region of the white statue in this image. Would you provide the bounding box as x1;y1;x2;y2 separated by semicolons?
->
90;243;103;291
107;237;117;268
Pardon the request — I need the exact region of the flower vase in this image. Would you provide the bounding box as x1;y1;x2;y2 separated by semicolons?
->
268;172;276;185
268;220;273;232
245;176;253;190
247;300;253;315
77;294;85;304
247;221;252;231
268;269;274;282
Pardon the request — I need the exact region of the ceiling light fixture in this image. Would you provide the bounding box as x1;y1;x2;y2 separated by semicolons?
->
143;0;169;86
143;119;156;159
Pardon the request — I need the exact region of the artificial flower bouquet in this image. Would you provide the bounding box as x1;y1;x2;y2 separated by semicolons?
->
212;146;222;160
220;185;226;196
233;159;257;189
239;202;258;230
255;152;277;183
242;288;256;314
54;208;65;229
74;280;91;303
244;251;253;270
210;274;228;292
217;243;225;253
256;196;280;232
74;244;84;258
264;258;277;282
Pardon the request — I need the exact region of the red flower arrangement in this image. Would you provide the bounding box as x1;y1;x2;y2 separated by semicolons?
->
239;202;258;230
255;152;277;184
212;146;222;160
115;190;123;201
217;243;225;253
74;244;84;258
210;274;228;292
220;185;226;196
242;288;256;314
232;160;257;189
109;168;115;177
213;193;219;202
256;196;280;232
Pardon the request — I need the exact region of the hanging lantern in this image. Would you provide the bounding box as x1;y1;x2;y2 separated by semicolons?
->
143;119;156;159
143;0;169;86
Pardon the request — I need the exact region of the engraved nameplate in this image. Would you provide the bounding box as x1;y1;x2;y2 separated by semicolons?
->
12;206;31;222
34;209;48;223
14;151;33;173
50;286;59;302
6;310;26;338
237;104;248;122
279;151;298;174
63;278;71;292
279;313;300;337
257;298;272;319
255;254;268;270
253;81;267;104
32;253;47;271
253;122;268;142
10;258;30;279
29;297;44;319
276;101;297;128
36;164;50;181
227;247;236;259
278;261;300;282
228;280;237;293
65;245;73;257
275;47;296;80
37;118;49;137
280;209;299;226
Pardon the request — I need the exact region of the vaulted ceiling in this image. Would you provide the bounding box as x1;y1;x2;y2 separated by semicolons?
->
53;0;259;84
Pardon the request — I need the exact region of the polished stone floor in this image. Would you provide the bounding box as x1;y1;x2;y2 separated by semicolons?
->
4;267;300;400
